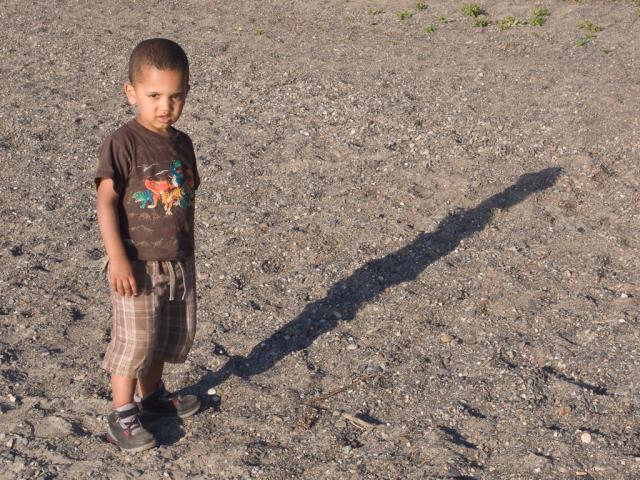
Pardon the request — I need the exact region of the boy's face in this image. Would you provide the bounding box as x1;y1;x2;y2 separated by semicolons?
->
124;65;189;136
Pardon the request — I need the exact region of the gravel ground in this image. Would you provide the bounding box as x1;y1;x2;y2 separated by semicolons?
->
1;1;640;479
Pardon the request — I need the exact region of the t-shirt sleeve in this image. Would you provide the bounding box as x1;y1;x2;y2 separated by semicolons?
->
192;155;200;191
185;135;200;190
95;134;131;195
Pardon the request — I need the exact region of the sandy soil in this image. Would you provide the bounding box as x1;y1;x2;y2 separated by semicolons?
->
1;1;640;478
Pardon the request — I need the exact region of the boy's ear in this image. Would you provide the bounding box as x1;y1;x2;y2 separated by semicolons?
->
124;82;137;105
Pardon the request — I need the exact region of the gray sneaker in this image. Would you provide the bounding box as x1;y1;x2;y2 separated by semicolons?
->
107;405;157;453
136;380;200;419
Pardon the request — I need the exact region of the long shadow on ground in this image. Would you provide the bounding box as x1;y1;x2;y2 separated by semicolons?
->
195;167;561;392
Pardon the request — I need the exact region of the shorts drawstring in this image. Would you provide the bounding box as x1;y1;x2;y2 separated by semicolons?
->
152;261;160;308
162;259;187;301
166;261;176;301
176;260;187;301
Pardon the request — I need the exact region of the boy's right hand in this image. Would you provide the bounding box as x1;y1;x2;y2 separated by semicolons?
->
108;256;138;297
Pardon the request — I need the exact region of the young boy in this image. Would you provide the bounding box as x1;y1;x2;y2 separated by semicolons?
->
95;38;200;452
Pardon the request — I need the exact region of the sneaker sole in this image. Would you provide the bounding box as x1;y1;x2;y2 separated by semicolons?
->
107;427;157;453
177;403;200;419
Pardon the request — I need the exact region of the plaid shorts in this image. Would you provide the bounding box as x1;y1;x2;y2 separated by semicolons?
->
101;256;197;378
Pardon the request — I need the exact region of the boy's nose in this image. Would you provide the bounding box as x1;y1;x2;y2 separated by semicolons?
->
159;98;171;112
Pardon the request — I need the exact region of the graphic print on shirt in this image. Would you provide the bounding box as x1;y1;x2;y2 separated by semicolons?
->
132;159;195;215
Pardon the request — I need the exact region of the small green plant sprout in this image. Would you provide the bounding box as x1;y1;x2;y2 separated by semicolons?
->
530;7;550;26
462;4;484;17
367;7;384;15
437;15;447;23
397;10;413;21
576;33;597;46
498;15;527;31
577;20;602;32
473;18;489;27
416;2;428;10
424;24;437;33
575;19;602;46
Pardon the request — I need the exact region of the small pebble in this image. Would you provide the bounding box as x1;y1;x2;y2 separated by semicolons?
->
8;394;17;403
580;432;592;444
439;333;453;343
207;388;217;396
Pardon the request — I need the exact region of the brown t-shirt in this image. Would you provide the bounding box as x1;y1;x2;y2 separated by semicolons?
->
95;119;200;261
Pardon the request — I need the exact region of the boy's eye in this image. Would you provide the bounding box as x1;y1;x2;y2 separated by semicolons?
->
149;93;159;98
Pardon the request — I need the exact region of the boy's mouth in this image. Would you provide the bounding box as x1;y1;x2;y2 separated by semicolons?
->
157;115;172;124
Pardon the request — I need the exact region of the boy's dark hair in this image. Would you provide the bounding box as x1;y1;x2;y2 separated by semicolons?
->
128;38;189;84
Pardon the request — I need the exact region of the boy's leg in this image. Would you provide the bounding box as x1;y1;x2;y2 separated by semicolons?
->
137;359;165;398
112;374;137;408
108;373;155;452
102;260;158;452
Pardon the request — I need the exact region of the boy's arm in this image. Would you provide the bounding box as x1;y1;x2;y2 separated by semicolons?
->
96;178;138;297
